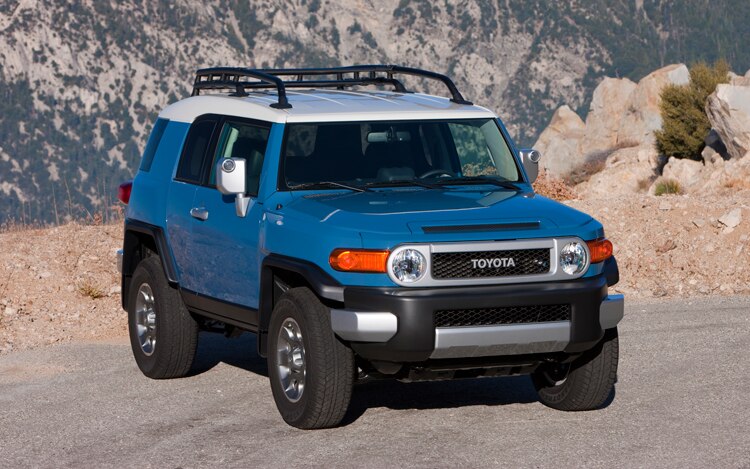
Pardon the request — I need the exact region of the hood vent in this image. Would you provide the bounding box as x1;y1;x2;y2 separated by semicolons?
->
422;221;540;234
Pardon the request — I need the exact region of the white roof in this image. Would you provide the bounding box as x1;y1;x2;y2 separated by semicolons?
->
158;89;496;124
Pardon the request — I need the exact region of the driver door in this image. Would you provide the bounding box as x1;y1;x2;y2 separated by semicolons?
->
188;117;271;325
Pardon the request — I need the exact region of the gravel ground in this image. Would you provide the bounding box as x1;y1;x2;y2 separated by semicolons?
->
0;190;748;355
0;297;748;468
568;192;750;298
0;223;124;354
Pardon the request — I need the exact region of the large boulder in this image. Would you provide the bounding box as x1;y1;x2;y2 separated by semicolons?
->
617;64;690;146
662;157;704;189
581;77;636;153
574;146;657;198
706;84;750;159
533;105;585;177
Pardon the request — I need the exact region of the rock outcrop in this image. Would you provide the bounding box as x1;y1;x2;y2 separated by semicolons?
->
533;61;750;198
583;77;637;153
616;64;690;146
535;105;586;176
534;64;690;197
706;84;750;159
574;146;657;198
662;158;704;189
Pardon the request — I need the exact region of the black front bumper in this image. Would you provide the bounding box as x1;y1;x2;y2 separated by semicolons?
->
343;273;611;363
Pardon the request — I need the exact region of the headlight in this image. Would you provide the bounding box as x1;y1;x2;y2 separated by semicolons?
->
559;242;588;275
391;249;427;283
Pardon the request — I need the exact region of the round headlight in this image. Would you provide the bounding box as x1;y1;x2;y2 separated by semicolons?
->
559;242;588;275
391;249;427;283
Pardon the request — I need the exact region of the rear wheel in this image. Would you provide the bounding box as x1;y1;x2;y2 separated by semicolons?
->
532;327;619;411
127;256;199;379
268;287;355;429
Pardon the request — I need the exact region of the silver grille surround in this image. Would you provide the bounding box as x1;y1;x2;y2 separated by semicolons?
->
386;237;590;287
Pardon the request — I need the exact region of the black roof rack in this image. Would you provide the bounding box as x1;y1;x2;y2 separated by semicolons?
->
191;65;473;109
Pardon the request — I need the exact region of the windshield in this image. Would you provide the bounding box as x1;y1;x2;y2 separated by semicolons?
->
281;119;522;189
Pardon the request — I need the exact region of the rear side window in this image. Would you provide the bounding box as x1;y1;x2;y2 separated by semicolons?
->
139;118;169;172
175;120;217;184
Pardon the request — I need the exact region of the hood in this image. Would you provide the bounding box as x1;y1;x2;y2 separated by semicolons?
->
281;188;603;245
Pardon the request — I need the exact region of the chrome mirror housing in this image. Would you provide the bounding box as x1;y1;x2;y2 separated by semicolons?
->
519;149;542;184
216;158;250;217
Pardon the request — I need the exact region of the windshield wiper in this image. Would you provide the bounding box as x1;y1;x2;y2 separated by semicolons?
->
289;181;371;193
433;176;523;191
365;179;443;190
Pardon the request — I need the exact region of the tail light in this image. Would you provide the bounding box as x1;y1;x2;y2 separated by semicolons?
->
118;181;133;205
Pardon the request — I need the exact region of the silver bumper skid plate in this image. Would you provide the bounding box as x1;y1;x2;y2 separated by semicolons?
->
330;294;625;358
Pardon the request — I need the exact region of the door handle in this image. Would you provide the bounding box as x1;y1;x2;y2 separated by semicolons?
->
190;207;209;221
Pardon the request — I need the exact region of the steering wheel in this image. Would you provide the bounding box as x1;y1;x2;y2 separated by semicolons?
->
419;168;453;179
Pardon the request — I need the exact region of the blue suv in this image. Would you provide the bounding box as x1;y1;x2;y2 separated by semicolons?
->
117;66;623;429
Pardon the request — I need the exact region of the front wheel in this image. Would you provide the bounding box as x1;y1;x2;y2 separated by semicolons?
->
268;287;355;429
532;328;619;411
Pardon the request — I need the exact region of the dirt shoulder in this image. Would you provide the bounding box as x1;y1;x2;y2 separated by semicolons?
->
1;191;748;355
0;223;125;354
568;191;750;298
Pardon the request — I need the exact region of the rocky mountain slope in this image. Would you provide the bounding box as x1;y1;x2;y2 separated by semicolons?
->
2;0;750;224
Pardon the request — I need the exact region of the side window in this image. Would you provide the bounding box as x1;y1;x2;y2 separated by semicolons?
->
139;118;169;172
175;120;217;184
209;121;270;196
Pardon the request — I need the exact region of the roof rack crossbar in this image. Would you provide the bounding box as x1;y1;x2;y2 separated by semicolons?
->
192;68;292;109
191;65;472;108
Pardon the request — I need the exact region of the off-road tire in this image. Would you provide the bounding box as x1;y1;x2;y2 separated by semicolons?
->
268;287;355;429
127;256;199;379
533;327;619;411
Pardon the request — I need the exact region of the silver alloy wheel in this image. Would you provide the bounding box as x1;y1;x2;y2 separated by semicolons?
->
134;283;157;356
276;317;306;402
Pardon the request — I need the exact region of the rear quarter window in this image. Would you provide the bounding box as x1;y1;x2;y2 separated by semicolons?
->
139;118;169;172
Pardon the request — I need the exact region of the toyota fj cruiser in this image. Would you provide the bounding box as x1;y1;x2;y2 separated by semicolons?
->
117;65;623;429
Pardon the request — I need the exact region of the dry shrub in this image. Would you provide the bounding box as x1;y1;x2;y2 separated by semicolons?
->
564;149;613;185
563;140;641;186
77;281;106;300
654;178;683;196
533;170;576;201
724;178;750;190
0;219;47;233
613;139;640;150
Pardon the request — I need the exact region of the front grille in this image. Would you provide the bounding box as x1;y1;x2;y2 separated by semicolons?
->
432;248;550;279
435;304;571;327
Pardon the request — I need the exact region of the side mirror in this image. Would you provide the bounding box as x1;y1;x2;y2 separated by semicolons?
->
519;149;542;184
216;158;251;217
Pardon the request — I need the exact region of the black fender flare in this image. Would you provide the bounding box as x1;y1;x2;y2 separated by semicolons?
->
603;256;619;287
121;219;180;309
257;254;344;357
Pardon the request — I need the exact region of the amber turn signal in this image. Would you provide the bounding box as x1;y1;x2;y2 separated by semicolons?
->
329;249;389;273
587;238;613;263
